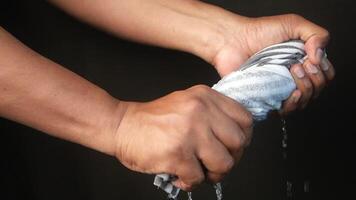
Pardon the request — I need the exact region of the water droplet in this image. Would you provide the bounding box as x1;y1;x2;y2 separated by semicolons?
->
281;118;288;150
187;192;192;200
286;181;293;198
282;118;294;199
304;180;310;193
214;182;223;200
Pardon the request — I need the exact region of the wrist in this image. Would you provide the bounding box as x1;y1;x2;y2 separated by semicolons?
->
98;96;129;156
186;5;251;68
81;90;128;157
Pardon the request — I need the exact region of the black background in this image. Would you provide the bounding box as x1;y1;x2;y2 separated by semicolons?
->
0;0;355;200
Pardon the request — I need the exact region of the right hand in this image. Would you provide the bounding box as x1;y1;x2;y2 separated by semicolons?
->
114;85;253;191
206;13;334;114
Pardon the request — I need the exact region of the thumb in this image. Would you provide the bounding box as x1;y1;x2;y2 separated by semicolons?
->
283;14;330;65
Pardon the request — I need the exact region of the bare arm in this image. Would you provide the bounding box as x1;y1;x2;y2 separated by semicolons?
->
49;0;230;64
0;0;335;190
49;0;334;112
0;26;252;189
0;27;122;155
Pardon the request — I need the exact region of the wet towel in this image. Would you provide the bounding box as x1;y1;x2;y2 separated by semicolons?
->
213;40;306;121
154;40;308;199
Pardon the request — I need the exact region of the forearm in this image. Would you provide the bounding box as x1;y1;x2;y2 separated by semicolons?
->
0;27;122;156
49;0;247;64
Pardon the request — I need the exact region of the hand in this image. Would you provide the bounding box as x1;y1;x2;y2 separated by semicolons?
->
281;58;335;114
114;85;253;191
50;1;335;114
202;13;335;113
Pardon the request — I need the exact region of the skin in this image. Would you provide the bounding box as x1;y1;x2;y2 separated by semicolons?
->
0;0;335;191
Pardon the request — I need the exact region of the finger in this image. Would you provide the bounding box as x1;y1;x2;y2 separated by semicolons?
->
290;63;313;108
209;105;248;150
285;15;330;65
281;14;329;65
196;130;234;181
280;90;302;115
206;172;226;184
207;89;253;131
230;148;244;165
190;85;252;129
206;149;244;183
303;60;326;99
320;58;336;81
304;36;329;65
172;156;205;191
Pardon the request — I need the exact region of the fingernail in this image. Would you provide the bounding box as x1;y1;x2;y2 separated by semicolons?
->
321;58;329;71
293;65;305;78
316;48;324;63
293;91;301;103
306;63;319;74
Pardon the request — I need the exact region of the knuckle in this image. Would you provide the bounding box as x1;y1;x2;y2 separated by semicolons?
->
191;84;211;94
218;157;234;173
185;173;204;189
284;13;304;24
241;111;253;128
232;135;245;151
186;97;206;114
321;29;330;41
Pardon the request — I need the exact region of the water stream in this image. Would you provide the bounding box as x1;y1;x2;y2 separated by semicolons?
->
281;118;293;199
186;182;222;200
184;118;292;200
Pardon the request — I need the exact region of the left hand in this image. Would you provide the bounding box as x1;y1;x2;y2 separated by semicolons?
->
200;13;335;114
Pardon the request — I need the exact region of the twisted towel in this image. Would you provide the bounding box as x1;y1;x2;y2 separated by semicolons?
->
154;40;308;199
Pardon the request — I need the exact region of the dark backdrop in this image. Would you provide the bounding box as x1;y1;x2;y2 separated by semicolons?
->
0;0;355;200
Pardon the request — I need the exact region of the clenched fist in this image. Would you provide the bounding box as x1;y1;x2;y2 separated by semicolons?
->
114;85;253;190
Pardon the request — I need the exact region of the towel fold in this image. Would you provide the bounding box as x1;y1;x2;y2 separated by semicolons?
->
213;40;306;120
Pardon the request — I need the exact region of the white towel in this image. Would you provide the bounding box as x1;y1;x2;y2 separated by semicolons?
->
154;40;308;199
213;40;306;120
